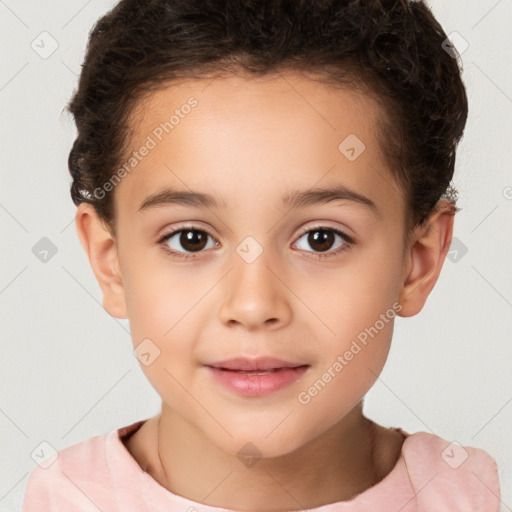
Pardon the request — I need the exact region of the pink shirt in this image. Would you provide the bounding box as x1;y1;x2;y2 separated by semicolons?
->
22;419;500;511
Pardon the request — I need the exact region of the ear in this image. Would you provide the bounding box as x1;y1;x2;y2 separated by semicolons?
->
74;203;128;319
397;200;455;317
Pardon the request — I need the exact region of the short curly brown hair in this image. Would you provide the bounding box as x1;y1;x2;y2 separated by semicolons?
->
66;0;468;237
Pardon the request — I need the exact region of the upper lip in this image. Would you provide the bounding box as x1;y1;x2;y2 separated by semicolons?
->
204;356;309;371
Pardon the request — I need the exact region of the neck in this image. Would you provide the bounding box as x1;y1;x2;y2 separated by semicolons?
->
154;402;382;511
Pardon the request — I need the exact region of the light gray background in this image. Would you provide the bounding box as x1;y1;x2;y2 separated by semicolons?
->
1;0;511;510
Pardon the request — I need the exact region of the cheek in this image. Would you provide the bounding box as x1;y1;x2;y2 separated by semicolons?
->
122;259;213;386
122;247;201;338
290;247;401;407
126;276;201;410
294;251;401;344
295;315;395;433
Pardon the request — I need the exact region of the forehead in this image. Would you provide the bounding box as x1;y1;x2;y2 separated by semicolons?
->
114;70;402;217
130;70;383;139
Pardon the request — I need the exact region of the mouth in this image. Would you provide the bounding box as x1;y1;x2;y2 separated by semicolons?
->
208;366;309;375
204;356;309;372
203;357;311;396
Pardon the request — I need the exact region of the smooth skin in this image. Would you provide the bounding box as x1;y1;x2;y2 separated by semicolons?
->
75;70;454;510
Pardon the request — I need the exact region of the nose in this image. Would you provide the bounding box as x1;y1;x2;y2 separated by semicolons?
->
218;248;292;331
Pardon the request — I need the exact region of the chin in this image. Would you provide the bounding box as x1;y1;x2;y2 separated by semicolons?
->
210;426;310;461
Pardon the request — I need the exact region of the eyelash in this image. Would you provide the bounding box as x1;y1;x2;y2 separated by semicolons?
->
157;224;355;261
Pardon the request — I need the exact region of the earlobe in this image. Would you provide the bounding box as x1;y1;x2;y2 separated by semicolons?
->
398;200;455;317
75;203;128;319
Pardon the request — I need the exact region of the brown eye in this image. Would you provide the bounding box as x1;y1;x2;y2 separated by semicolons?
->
306;229;335;252
294;227;352;256
159;228;217;256
178;230;209;252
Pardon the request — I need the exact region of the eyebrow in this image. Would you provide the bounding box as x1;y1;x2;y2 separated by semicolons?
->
137;184;379;215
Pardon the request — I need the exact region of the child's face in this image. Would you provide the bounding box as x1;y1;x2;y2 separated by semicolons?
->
97;71;412;455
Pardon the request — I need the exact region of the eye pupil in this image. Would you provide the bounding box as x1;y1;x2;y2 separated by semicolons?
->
181;230;207;252
308;229;334;252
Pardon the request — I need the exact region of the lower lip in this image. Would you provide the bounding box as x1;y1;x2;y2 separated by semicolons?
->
205;365;310;397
